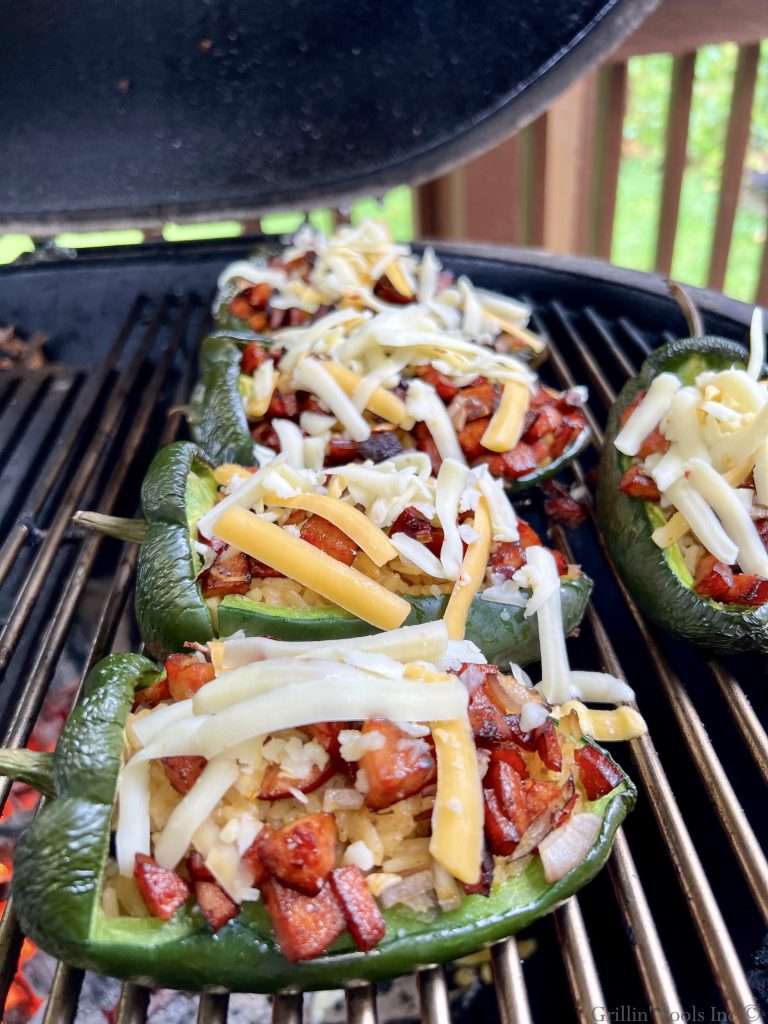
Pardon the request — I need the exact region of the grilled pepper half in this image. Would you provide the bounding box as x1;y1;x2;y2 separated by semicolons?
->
188;334;590;493
90;441;593;663
0;652;634;992
597;336;768;652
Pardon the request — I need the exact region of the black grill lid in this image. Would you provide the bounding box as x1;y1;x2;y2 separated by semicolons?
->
0;0;657;232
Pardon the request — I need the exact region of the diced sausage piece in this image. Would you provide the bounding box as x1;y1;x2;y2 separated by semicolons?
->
483;788;521;856
230;295;254;322
133;677;171;709
552;791;578;830
448;379;497;431
462;847;494;896
259;813;337;895
504;714;538;752
358;430;403;463
487;757;529;837
523;404;563;443
419;366;459;402
325;438;361;465
134;854;189;921
242;826;273;887
164;653;215;701
373;274;415;305
162;756;207;794
200;545;253;599
248;312;268;332
248;555;285;579
549;412;587;459
245;282;272;309
261;878;346;962
477;442;539;479
534;719;562;773
330;866;387;951
638;426;669;459
518;520;542;548
251;420;281;449
241;341;269;375
619;465;661;502
186;851;214;883
695;555;768;606
489;744;529;780
467;684;514;747
300;515;359;566
574;746;623;800
413;422;442;474
258;759;335;801
360;719;436;811
268;391;299;419
542;480;588;528
195;880;239;932
389;506;444;556
458;418;491;461
488;541;526;580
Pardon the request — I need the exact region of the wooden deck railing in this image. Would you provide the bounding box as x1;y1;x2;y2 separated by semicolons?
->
414;0;768;304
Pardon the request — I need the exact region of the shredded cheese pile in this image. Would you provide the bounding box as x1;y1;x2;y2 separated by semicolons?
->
615;310;768;579
202;453;525;631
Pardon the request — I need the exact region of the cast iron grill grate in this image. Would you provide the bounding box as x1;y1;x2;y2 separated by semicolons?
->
0;246;765;1024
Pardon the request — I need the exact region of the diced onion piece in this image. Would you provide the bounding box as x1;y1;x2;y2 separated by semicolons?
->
666;478;738;566
322;361;412;428
524;546;571;705
264;491;398;567
538;813;602;883
406;379;467;465
429;717;483;886
272;419;304;469
686;458;768;576
754;441;768;507
390;532;449;578
651;511;689;549
473;464;518;542
196;676;468;759
569;671;635;704
293;358;371;442
436;459;470;579
217;620;449;670
519;700;549;731
116;761;151;876
131;699;194;748
194;658;386;714
614;373;681;456
481;381;530;453
748;307;765;380
443;498;492;641
558;701;647;742
213;506;410;630
154;758;240;870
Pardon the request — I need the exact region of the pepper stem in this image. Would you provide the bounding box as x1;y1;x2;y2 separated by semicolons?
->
73;512;148;543
0;750;55;797
667;280;704;337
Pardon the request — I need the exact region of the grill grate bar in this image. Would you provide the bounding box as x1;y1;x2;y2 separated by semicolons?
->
417;967;451;1024
115;982;151;1024
490;939;533;1024
272;992;303;1023
346;983;379;1024
556;900;606;1024
709;662;768;784
0;298;145;589
41;963;84;1024
0;298;168;672
607;830;683;1023
197;993;231;1023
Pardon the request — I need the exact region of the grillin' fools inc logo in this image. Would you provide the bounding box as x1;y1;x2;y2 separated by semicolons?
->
591;1008;760;1023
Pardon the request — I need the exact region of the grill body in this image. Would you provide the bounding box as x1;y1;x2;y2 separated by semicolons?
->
0;239;766;1024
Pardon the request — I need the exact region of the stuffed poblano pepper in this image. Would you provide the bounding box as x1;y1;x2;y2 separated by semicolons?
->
80;440;593;663
193;220;590;488
0;609;637;991
597;323;768;652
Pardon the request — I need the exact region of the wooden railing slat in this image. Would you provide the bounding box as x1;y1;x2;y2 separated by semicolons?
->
756;216;768;306
592;62;629;260
707;43;761;290
655;52;697;276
